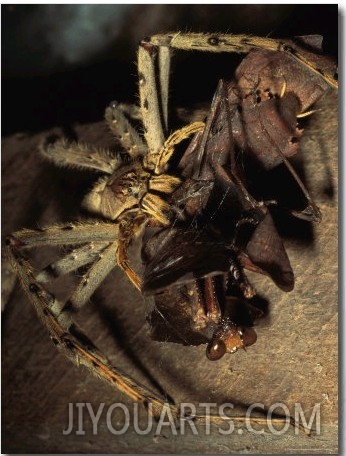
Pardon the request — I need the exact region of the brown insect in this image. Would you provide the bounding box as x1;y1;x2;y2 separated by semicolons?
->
143;226;260;360
5;33;337;430
142;38;337;358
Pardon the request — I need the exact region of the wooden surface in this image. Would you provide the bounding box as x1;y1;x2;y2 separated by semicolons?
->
2;90;338;453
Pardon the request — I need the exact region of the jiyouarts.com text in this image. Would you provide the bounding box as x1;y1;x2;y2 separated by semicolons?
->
62;401;320;436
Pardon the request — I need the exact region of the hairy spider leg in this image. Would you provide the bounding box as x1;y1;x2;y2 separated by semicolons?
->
138;44;166;158
40;137;123;174
105;101;147;160
138;44;203;164
147;33;337;89
151;121;205;174
116;215;147;291
6;222;119;306
40;102;147;174
36;242;112;283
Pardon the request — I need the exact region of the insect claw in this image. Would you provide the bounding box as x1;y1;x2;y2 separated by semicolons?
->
297;108;319;118
280;80;287;98
291;205;322;223
241;283;256;299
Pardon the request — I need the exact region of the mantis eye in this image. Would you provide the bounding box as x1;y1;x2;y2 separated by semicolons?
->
206;339;226;361
242;327;257;347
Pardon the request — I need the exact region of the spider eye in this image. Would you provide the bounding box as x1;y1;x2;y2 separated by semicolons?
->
206;339;226;361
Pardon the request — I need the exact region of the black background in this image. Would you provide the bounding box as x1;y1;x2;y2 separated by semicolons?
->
2;4;338;136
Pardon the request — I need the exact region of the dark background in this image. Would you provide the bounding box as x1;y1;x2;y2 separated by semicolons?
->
2;4;338;136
